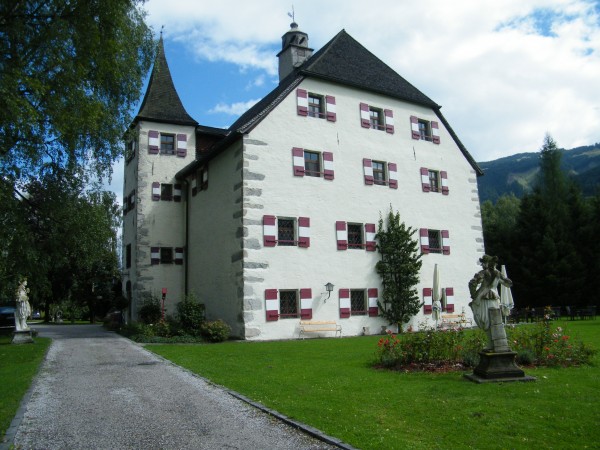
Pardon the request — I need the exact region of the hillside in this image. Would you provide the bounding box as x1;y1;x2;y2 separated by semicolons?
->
477;144;600;203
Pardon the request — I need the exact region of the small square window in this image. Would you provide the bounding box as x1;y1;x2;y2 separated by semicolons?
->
418;120;431;141
161;184;173;201
197;166;208;191
304;151;321;177
351;290;367;315
428;170;440;192
308;94;324;118
279;290;299;318
160;134;175;155
348;223;364;249
278;218;296;246
369;107;384;130
428;230;442;253
160;247;174;264
372;161;386;185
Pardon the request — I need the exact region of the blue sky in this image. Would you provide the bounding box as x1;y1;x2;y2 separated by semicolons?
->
106;0;600;198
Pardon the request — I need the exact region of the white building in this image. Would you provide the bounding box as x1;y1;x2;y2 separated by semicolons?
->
122;23;485;340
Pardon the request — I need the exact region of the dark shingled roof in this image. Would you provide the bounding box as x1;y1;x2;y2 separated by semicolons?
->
135;37;197;126
178;29;483;178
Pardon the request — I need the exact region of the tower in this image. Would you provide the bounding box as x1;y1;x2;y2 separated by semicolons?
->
277;22;314;81
122;37;197;321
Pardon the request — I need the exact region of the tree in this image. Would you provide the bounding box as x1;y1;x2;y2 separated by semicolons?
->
481;193;520;267
375;209;423;332
512;135;585;308
0;0;154;183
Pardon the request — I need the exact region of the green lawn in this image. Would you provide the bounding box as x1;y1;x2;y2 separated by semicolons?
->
0;336;50;439
149;320;600;450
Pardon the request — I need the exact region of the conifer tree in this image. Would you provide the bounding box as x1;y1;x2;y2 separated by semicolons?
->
375;209;422;332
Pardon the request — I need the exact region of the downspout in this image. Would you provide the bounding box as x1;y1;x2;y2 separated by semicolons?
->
183;178;189;296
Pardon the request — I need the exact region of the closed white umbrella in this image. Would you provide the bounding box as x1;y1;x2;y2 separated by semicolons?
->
500;265;514;323
432;264;442;328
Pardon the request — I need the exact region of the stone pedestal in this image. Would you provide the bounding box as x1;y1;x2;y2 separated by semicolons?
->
12;330;34;344
464;351;536;383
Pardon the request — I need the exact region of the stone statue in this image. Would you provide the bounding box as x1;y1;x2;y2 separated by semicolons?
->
15;279;32;332
468;255;512;351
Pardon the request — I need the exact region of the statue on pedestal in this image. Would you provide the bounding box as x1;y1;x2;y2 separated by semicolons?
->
465;255;535;383
15;279;32;332
468;255;512;351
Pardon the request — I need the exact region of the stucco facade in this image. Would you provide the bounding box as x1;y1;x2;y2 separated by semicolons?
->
123;26;485;339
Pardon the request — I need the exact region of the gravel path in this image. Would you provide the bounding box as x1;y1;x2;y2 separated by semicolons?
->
6;325;341;450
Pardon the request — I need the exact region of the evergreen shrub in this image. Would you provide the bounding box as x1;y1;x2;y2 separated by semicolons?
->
200;319;231;343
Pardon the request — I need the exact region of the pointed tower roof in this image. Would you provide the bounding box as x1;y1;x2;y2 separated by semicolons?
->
135;37;197;126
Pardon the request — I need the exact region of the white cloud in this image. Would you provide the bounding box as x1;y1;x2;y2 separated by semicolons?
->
142;0;600;161
209;99;260;116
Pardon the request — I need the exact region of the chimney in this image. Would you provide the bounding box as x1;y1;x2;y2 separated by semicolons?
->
277;22;313;82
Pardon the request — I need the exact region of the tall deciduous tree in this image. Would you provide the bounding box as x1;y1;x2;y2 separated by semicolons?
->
375;209;423;332
0;0;154;182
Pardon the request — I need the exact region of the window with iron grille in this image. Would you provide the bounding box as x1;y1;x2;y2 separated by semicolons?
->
418;120;432;141
161;183;173;201
348;223;364;249
277;218;296;246
428;230;442;253
351;290;367;315
428;170;440;192
370;107;384;130
304;151;321;177
308;94;324;118
160;247;173;264
373;161;386;185
279;290;298;318
160;134;175;155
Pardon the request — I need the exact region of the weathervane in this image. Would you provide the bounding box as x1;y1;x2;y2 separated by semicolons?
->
288;5;295;22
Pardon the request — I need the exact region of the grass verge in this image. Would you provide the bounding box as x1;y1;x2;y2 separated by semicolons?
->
149;320;600;450
0;336;51;439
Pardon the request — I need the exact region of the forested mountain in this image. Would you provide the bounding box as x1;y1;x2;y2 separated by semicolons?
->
477;144;600;203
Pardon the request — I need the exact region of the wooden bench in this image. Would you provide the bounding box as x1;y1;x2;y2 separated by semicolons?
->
440;313;472;328
299;321;342;338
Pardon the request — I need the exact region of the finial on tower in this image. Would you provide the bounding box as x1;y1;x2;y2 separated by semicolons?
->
287;6;297;28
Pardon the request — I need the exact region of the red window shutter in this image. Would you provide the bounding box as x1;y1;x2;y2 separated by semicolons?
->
148;130;159;154
300;288;313;319
292;147;305;177
431;121;440;144
410;116;420;140
263;215;277;247
360;103;371;128
323;152;334;180
339;289;351;318
176;134;187;157
174;247;184;265
445;287;454;313
325;95;336;122
420;228;430;254
174;184;182;202
150;247;160;265
152;182;160;201
388;163;398;189
368;288;379;317
363;158;374;185
296;89;308;116
442;230;450;255
298;217;310;248
423;288;433;314
384;109;394;134
365;223;376;251
265;289;279;321
420;167;431;192
441;171;449;195
336;221;348;250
